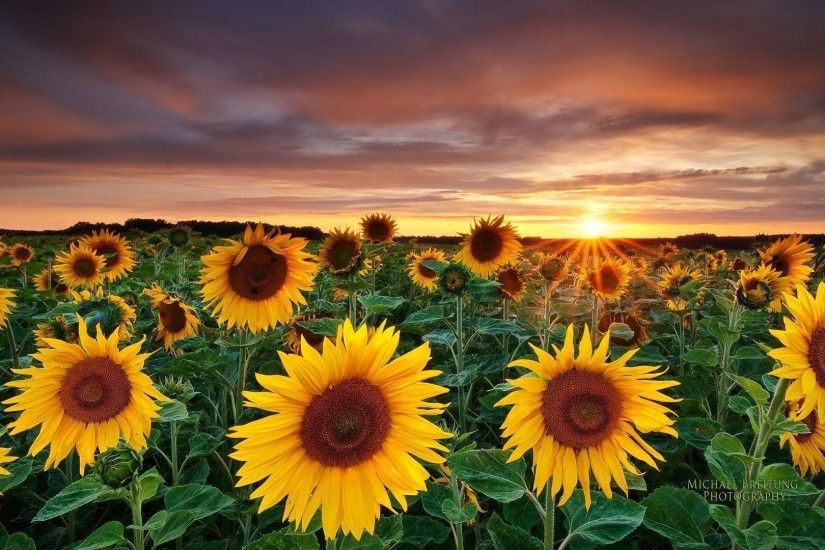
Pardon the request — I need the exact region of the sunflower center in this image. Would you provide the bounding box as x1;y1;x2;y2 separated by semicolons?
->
592;266;619;293
300;378;390;467
418;262;437;279
96;244;120;268
14;247;31;261
809;328;825;387
366;222;389;242
542;370;622;449
797;410;819;444
59;357;132;423
470;229;503;262
228;245;287;301
765;253;790;277
74;258;97;277
158;300;187;333
498;269;523;297
329;240;359;271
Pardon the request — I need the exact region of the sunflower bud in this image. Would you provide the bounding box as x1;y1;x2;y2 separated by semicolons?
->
157;375;196;402
737;280;772;310
95;445;141;488
168;227;190;248
439;264;470;294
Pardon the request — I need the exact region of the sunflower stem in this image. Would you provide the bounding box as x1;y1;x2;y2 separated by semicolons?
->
502;297;510;356
4;323;19;371
235;329;249;423
455;295;467;433
450;472;465;550
129;479;145;550
544;489;555;550
170;420;179;485
590;295;601;342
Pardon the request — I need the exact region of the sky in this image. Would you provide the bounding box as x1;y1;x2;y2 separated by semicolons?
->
1;1;824;237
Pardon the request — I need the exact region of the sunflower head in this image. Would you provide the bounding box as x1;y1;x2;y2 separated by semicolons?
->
284;311;336;352
230;319;451;540
537;253;566;283
10;244;33;266
4;316;168;474
143;285;200;351
781;401;825;477
496;266;526;302
659;242;679;257
497;324;678;508
79;229;136;282
407;248;446;291
455;215;522;278
200;224;318;333
33;269;71;296
95;444;142;487
731;257;750;271
360;213;397;243
72;288;136;342
0;288;15;330
760;234;815;287
156;375;196;402
168;226;191;248
737;264;785;311
54;244;106;289
439;263;471;294
598;309;648;346
657;262;701;300
585;258;631;301
319;227;363;276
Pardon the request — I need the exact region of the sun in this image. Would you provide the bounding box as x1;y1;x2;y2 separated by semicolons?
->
580;217;607;238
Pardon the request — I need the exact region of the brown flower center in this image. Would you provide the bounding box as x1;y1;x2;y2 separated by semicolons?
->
327;239;359;271
229;245;287;301
418;261;437;279
470;229;503;262
796;410;819;444
498;268;523;299
300;378;390;467
95;244;120;268
74;257;97;278
158;300;187;333
765;253;790;277
542;370;622;449
365;221;390;242
591;266;619;294
809;328;825;388
59;357;132;423
14;247;31;261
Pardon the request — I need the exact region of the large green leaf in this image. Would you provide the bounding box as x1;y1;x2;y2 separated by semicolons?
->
710;505;777;550
69;521;128;550
446;449;528;503
358;295;404;315
486;513;542;550
703;433;753;490
243;528;319;550
560;490;646;547
33;477;125;522
147;484;234;545
641;486;710;549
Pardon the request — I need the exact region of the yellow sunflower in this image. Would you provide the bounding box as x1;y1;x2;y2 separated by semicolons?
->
33;268;71;297
143;285;200;351
230;320;451;540
455;216;522;278
536;253;566;284
737;264;787;312
54;244;106;289
598;309;649;347
781;401;825;477
200;224;318;334
769;282;825;419
319;227;363;276
3;317;168;474
407;248;446;291
760;235;815;289
657;262;701;301
585;257;631;301
10;244;34;266
35;318;78;348
360;213;397;243
0;447;15;477
0;288;15;329
497;266;526;302
79;229;136;282
358;256;383;278
659;242;679;257
497;324;678;508
72;288;136;342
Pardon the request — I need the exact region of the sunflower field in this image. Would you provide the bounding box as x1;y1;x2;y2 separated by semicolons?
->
0;217;824;550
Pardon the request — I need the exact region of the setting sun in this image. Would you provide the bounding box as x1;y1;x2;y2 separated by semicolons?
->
581;217;608;238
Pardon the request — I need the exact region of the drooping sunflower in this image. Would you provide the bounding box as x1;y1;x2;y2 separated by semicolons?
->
72;288;136;342
319;227;363;276
143;285;200;351
736;264;786;311
407;248;446;291
54;244;106;289
760;235;815;289
598;309;649;346
10;244;33;266
0;447;15;477
657;262;702;301
769;282;825;419
33;268;71;297
283;311;336;352
455;215;522;278
497;324;678;508
497;266;526;302
0;288;15;329
781;401;825;477
200;224;318;334
3;317;168;474
230;320;451;540
536;253;566;284
79;229;136;282
360;213;397;243
585;257;631;301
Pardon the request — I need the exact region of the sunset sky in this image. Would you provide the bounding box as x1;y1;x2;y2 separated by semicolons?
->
1;2;824;237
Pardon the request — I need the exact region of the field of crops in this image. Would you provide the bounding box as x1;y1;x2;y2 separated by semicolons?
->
0;216;823;550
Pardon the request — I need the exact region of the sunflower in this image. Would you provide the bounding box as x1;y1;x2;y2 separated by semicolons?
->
0;447;15;477
35;318;78;348
455;216;522;278
79;229;136;282
736;264;786;311
407;248;446;291
143;285;200;351
781;401;825;477
0;288;15;329
598;309;649;346
3;317;168;474
72;288;136;342
731;256;750;271
497;266;526;302
230;320;451;540
283;311;336;352
585;258;631;301
760;235;815;289
439;263;471;294
360;213;397;243
10;244;33;266
657;263;701;300
33;268;71;297
200;224;318;334
54;244;106;289
497;324;678;508
358;256;383;278
319;227;363;276
536;253;566;284
769;282;825;419
168;226;191;248
659;242;679;257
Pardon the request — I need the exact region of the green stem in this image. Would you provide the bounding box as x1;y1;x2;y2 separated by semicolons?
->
130;480;145;550
455;295;467;433
451;473;464;550
502;298;510;356
590;295;600;341
4;323;19;370
544;489;555;550
814;487;825;508
349;291;358;324
235;329;249;423
170;420;179;485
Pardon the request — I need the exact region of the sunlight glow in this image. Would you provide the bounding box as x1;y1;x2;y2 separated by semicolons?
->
580;217;608;239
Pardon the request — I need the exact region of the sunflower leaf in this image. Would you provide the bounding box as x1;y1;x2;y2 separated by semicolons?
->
641;486;711;549
33;477;125;522
447;449;527;503
560;490;646;547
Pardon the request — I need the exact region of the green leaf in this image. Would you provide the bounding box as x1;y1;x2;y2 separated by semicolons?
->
164;483;234;519
421;481;453;521
704;433;752;490
473;318;526;336
0;458;33;493
641;486;711;549
755;464;818;496
70;521;128;550
243;528;320;550
159;400;189;422
423;329;456;347
136;468;165;501
503;495;542;532
402;306;446;327
606;322;635;342
734;346;765;361
441;500;477;524
676;417;723;450
680;348;718;367
185;432;223;461
447;449;528;503
732;375;769;407
711;505;777;550
560;490;646;547
296;318;342;338
486;513;542;550
756;500;825;549
435;365;479;387
2;533;35;550
147;510;197;546
358;295;404;315
399;515;450;546
34;476;122;522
